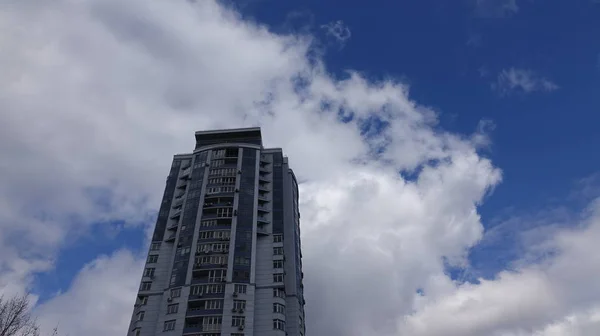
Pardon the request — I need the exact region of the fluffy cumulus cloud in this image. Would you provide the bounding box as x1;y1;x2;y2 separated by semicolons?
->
0;0;598;336
493;68;559;96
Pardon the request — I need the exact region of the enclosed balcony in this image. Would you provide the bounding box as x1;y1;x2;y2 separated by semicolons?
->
203;196;234;209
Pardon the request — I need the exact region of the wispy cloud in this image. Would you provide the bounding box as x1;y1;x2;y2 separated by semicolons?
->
493;68;559;96
475;0;519;18
321;20;351;47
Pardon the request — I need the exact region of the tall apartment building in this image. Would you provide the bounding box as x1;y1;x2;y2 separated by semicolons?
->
128;128;306;336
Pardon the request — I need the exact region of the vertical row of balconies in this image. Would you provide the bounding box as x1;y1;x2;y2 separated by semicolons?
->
258;154;272;236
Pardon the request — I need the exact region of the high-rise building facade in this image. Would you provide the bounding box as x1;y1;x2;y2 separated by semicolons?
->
128;128;306;336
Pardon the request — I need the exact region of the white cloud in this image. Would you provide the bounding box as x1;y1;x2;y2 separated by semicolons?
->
400;198;600;336
35;250;143;335
321;20;351;46
494;68;559;96
0;1;597;336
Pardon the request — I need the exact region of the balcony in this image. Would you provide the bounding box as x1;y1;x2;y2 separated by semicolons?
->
183;324;221;334
165;233;176;242
257;226;269;236
170;210;182;219
172;199;184;209
167;222;178;231
257;216;269;224
180;168;192;179
257;205;269;213
193;262;228;270
187;308;223;317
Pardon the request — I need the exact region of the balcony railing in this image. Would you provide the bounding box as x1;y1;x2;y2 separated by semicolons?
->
170;210;182;219
180;168;191;179
257;227;269;236
172;198;184;208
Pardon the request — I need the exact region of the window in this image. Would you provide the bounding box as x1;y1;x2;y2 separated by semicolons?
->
190;285;202;295
138;296;148;305
208;269;226;282
213;149;226;159
231;316;245;327
273;274;284;283
137;311;145;321
179;247;190;255
143;268;155;277
147;255;158;263
195;255;227;265
170;288;181;298
234;284;247;294
273;319;285;331
202;316;222;331
163;320;176;331
273;303;285;314
150;242;161;250
205;299;223;310
230;334;244;336
273;288;285;298
214;243;228;252
216;208;232;217
273;260;284;269
134;328;141;336
233;300;246;311
235;257;250;265
190;284;224;295
201;220;217;227
167;303;178;314
273;234;283;243
170;274;177;286
273;247;283;255
206;284;224;293
209;168;236;176
140;282;152;291
211;159;225;167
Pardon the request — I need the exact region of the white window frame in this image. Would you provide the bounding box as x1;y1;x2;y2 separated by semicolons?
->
205;299;223;310
231;316;245;327
233;300;246;311
273;274;284;283
143;268;155;277
167;303;178;314
234;284;247;294
140;282;151;291
273;303;285;314
273;319;285;330
163;320;176;331
170;288;181;298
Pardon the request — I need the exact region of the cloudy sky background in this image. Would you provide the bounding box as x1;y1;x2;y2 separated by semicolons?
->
1;0;600;335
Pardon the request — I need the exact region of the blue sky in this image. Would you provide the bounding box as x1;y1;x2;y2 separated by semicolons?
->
2;0;600;335
37;0;600;294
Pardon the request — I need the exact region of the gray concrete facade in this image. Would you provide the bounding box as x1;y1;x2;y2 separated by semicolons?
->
127;128;306;336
